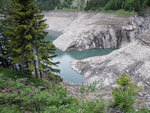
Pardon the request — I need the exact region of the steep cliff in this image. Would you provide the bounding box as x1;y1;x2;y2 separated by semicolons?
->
51;12;150;51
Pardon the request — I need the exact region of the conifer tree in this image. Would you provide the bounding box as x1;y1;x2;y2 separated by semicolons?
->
0;0;10;68
6;0;60;79
0;18;9;68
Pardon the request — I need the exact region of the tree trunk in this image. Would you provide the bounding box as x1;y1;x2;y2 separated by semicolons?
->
39;70;43;80
34;61;38;78
137;0;140;14
0;43;9;67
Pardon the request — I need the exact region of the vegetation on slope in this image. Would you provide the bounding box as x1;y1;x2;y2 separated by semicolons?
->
0;68;106;113
0;0;60;80
0;68;149;113
35;0;150;15
1;0;150;15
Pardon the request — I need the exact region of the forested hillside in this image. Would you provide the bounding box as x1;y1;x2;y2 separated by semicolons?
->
35;0;150;15
1;0;150;14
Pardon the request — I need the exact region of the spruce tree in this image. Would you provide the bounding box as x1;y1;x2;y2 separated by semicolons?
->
0;17;9;68
0;0;10;68
6;0;60;80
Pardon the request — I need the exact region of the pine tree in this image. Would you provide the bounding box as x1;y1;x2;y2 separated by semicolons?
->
6;0;60;80
0;0;10;68
0;18;9;68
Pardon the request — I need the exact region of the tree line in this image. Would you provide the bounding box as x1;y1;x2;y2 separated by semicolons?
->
85;0;150;14
1;0;150;14
36;0;150;15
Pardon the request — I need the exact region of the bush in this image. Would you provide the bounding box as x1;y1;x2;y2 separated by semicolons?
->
105;0;124;10
137;108;150;113
105;0;149;15
0;69;106;113
85;0;109;10
60;0;73;9
111;73;141;113
1;68;149;113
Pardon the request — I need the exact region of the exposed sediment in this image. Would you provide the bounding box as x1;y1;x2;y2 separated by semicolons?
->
70;30;150;106
45;12;150;106
44;12;150;51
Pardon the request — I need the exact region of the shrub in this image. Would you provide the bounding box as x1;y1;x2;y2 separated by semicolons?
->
111;73;141;113
0;69;106;113
85;0;109;10
105;0;124;10
137;108;150;113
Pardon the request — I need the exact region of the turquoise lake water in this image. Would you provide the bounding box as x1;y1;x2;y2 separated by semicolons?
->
46;30;116;84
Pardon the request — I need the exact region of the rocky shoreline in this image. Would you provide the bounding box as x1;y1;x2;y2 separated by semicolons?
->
70;30;150;106
45;12;150;106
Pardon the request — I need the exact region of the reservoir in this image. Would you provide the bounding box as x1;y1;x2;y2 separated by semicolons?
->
46;30;116;84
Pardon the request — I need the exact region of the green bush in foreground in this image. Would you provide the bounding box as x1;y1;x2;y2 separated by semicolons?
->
111;73;142;113
0;68;149;113
0;68;105;113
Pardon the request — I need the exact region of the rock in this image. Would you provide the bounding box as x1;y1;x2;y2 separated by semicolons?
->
17;78;28;83
70;30;150;105
38;86;45;91
50;12;150;51
44;12;77;32
61;81;81;97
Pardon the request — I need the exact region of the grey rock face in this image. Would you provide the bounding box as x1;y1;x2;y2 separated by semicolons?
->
70;30;150;105
44;12;78;32
53;13;150;51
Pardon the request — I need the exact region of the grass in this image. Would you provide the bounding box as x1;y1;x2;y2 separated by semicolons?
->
44;8;137;17
42;8;81;13
0;68;49;87
0;68;106;113
0;68;149;113
100;9;137;17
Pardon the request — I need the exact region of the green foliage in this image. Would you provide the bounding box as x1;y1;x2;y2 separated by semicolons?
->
0;69;106;113
0;0;11;9
116;10;136;17
60;0;73;9
80;100;106;113
0;8;10;68
52;8;80;12
5;0;60;79
85;0;109;11
105;0;149;15
137;108;150;113
33;0;150;14
111;73;141;113
105;0;125;10
36;0;61;11
84;0;148;13
80;80;104;99
0;68;52;87
0;69;149;113
100;9;136;17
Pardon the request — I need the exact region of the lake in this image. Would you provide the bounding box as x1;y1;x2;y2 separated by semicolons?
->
46;30;116;84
